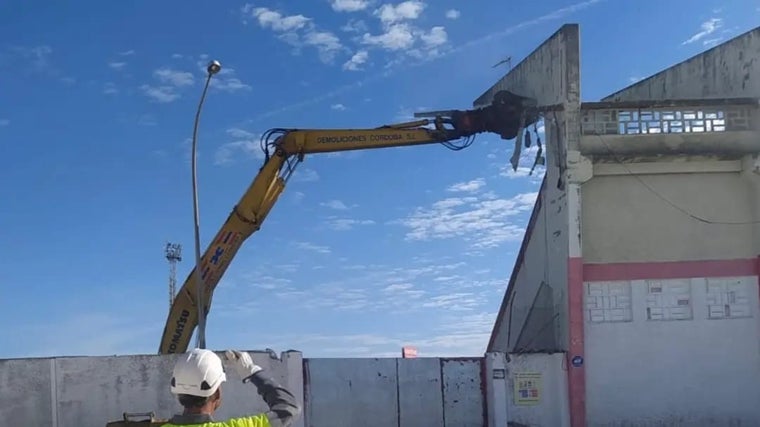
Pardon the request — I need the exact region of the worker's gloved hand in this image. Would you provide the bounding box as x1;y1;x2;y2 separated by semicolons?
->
225;350;263;382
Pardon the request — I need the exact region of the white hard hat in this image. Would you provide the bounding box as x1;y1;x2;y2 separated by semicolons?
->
170;348;227;397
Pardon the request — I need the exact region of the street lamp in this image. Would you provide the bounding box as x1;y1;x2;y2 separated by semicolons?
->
191;59;221;349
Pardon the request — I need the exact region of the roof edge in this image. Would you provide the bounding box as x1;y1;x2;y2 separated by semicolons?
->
601;25;760;101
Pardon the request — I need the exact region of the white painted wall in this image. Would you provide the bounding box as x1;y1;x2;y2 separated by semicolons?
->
582;168;755;263
584;276;760;426
485;352;570;427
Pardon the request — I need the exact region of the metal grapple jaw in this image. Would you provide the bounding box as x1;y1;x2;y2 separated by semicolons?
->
477;90;541;140
439;90;540;140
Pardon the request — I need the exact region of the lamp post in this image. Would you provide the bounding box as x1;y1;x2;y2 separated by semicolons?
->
191;59;221;349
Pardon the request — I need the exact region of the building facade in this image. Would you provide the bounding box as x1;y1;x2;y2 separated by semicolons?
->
478;24;760;426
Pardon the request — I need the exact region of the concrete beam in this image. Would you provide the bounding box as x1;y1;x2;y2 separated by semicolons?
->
603;26;760;101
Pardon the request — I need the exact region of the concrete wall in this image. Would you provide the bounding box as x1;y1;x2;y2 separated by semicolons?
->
582;166;756;263
478;24;582;355
603;26;760;101
584;275;760;425
485;352;570;427
304;357;485;427
0;353;489;427
488;178;567;353
0;351;304;427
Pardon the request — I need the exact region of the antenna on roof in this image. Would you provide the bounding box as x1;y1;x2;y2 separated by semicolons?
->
492;56;512;70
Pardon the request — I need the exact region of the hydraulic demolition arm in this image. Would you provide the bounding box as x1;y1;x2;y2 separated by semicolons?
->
158;90;540;354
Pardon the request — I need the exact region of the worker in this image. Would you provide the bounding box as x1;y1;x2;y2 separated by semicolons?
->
164;348;301;426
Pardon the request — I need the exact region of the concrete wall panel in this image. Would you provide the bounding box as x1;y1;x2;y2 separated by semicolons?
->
3;351;304;427
473;24;580;109
506;353;570;427
305;358;398;427
582;171;754;263
397;358;444;427
441;359;484;427
603;27;760;101
584;276;760;425
0;358;54;426
477;24;581;356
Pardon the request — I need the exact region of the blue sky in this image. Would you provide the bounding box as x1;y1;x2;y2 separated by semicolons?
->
1;0;758;359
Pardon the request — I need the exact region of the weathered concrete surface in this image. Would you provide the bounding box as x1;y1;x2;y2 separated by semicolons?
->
304;358;398;427
0;358;54;426
582;169;755;263
506;353;570;427
603;26;760;100
479;24;582;355
304;357;485;427
397;358;444;426
585;276;760;426
441;359;485;427
2;351;304;427
475;22;583;427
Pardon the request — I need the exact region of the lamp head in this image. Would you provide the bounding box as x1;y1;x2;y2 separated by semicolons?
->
207;60;221;75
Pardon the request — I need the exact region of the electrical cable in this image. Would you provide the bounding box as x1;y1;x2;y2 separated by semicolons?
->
593;132;760;225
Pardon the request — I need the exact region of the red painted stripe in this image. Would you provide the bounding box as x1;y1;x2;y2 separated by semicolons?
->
583;258;758;282
567;257;585;427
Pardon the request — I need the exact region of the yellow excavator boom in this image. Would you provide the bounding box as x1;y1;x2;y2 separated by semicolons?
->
158;90;540;354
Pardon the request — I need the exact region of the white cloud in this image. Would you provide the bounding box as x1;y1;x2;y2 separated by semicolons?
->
304;30;343;63
210;68;252;93
321;199;350;210
395;180;537;249
191;60;252;93
140;84;180;103
294;241;331;254
153;67;195;87
103;82;119;95
331;0;370;12
375;1;426;24
331;103;346;111
245;6;311;31
118;49;135;56
341;19;368;33
682;18;722;45
326;218;375;231
242;5;343;63
445;9;460;19
362;23;416;50
0;119;9;126
343;50;369;71
294;168;320;182
420;26;447;47
108;61;126;70
8;45;52;69
247;0;604;121
214;128;263;165
359;2;448;58
447;178;485;193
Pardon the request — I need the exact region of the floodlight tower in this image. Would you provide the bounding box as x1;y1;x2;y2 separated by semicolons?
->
165;242;182;309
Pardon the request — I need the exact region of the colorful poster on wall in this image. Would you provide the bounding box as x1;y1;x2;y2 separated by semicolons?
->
514;372;542;405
